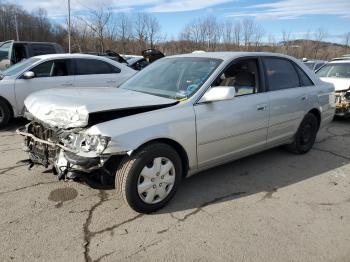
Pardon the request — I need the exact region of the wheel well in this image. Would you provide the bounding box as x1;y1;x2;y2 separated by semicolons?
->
308;108;321;130
0;96;14;118
141;138;189;177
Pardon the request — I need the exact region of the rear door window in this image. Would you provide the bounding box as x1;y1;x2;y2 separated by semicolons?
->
75;59;121;75
263;57;300;91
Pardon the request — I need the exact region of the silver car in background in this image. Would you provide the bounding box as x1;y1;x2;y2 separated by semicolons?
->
18;52;335;213
0;54;136;127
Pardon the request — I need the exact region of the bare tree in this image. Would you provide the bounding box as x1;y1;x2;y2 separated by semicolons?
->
345;32;350;47
116;13;132;53
146;15;161;48
312;28;328;59
78;6;112;52
281;30;292;54
233;21;242;46
134;13;148;50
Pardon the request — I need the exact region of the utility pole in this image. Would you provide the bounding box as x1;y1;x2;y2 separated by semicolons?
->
14;12;19;41
68;0;71;53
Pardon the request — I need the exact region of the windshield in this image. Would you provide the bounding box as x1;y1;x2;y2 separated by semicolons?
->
2;57;40;76
120;57;222;99
316;63;350;78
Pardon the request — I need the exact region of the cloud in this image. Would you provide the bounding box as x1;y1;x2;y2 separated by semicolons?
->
226;0;350;20
15;0;235;17
14;0;160;18
146;0;234;13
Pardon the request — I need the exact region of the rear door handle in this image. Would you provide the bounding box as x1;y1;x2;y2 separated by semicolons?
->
107;80;117;84
257;104;267;111
61;83;73;87
301;95;308;101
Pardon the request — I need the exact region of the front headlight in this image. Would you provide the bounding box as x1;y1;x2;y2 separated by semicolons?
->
65;133;111;155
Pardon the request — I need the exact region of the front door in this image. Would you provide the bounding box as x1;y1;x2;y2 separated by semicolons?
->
14;59;74;114
195;58;269;169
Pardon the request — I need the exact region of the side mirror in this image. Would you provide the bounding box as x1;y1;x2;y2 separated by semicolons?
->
22;71;35;79
199;86;236;103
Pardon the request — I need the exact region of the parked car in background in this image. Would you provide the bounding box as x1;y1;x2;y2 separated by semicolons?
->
18;52;335;213
122;54;143;61
302;58;327;71
0;40;63;71
126;49;165;70
316;57;350;116
126;56;150;70
0;53;136;127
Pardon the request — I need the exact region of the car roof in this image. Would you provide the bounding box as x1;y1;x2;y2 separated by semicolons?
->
330;57;350;63
32;53;130;61
1;40;59;45
167;51;298;61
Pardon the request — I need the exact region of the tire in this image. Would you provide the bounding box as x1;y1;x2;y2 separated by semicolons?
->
0;99;11;128
285;113;318;154
115;143;183;213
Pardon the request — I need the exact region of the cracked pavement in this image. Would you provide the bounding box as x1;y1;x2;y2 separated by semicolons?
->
0;119;350;262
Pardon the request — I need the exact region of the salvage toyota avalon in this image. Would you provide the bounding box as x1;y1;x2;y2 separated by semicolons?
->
17;52;335;213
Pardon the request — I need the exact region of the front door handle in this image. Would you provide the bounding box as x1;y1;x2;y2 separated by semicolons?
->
107;80;117;84
301;95;308;101
257;104;267;111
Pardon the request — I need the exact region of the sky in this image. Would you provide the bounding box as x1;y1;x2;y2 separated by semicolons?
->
13;0;350;43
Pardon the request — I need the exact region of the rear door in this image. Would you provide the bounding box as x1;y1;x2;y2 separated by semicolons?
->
262;57;313;146
14;58;74;112
73;58;124;88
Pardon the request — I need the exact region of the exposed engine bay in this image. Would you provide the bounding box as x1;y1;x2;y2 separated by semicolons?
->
17;120;119;186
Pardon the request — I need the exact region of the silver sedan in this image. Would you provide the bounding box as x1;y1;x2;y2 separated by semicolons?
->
19;52;335;213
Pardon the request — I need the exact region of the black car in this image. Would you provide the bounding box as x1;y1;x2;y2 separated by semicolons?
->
0;40;64;71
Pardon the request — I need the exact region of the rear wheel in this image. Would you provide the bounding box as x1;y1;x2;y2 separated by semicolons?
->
0;99;11;128
285;113;318;154
115;143;182;213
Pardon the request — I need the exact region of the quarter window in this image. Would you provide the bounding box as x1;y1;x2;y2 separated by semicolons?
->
75;59;121;75
264;58;300;91
295;65;314;86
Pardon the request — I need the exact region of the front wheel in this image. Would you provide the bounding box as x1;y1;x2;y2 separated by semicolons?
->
0;99;11;128
115;143;182;213
285;113;318;154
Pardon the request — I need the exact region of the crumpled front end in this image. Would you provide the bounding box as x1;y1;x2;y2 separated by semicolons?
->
335;90;350;116
17;120;118;181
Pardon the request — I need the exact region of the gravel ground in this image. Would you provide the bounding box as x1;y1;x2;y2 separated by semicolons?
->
0;119;349;262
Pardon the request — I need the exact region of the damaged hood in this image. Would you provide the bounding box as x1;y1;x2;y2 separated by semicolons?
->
320;77;350;91
25;88;177;128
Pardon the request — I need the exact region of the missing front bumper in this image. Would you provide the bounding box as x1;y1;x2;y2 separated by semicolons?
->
16;125;110;177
